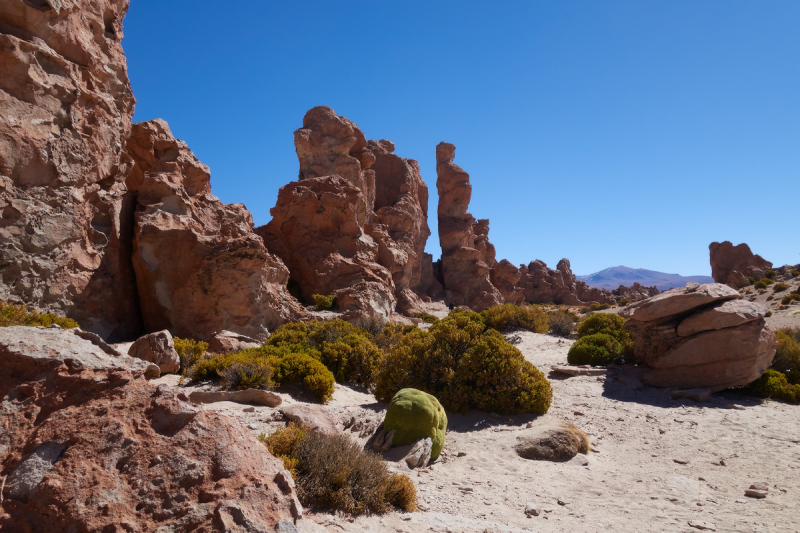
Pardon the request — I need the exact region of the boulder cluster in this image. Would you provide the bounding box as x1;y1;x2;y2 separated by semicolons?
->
621;283;776;391
0;1;615;345
709;241;773;288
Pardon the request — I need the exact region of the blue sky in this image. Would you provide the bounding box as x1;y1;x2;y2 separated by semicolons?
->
125;1;799;276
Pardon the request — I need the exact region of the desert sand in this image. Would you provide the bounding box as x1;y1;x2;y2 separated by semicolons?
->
156;307;800;533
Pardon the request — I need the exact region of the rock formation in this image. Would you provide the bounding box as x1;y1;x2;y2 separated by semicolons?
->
612;282;660;302
0;0;141;341
621;283;776;391
258;107;431;320
0;326;299;532
435;142;503;309
709;241;772;288
128;120;306;341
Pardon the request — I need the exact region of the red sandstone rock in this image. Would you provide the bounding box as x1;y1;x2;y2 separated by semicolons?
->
492;260;524;306
0;327;298;532
207;330;262;354
612;282;660;302
127;329;181;374
709;241;772;288
128;120;307;341
0;0;141;341
622;283;776;391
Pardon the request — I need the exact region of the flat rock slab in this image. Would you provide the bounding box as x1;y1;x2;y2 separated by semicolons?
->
677;300;766;337
189;389;282;407
279;404;339;435
551;365;607;377
0;326;159;379
621;283;739;322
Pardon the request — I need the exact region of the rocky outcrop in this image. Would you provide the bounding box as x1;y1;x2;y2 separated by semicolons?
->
436;142;502;309
1;327;299;532
128;120;307;341
207;330;262;354
0;0;141;341
710;241;772;288
612;282;660;302
258;107;431;321
621;283;776;391
516;259;614;306
127;329;180;374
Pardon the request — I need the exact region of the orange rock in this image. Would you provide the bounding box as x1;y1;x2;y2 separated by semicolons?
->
709;241;772;288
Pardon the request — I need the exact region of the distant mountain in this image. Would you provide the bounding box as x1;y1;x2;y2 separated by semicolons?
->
577;266;714;291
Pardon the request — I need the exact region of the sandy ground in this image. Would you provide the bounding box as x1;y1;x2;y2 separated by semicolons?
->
154;314;800;533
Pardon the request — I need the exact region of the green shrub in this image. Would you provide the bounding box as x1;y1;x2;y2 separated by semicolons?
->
761;277;775;286
747;277;757;284
266;319;382;387
0;301;79;329
547;311;576;338
617;297;632;306
260;422;308;476
781;294;800;305
383;388;447;460
567;333;623;366
765;311;773;317
772;330;800;375
481;304;548;333
294;431;417;514
590;303;613;311
791;271;800;278
174;337;209;373
577;313;628;340
746;369;800;404
312;294;336;310
764;270;777;280
374;312;552;414
373;323;418;353
753;280;768;290
773;283;790;292
189;348;335;402
414;311;440;324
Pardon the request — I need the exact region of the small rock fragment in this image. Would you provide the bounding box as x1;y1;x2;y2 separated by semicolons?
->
688;520;717;531
673;459;689;465
524;503;539;517
745;483;768;499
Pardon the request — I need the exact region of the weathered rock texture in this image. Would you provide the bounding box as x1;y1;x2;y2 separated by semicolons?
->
436;142;502;309
612;282;660;302
515;416;590;462
0;0;141;341
127;328;180;374
435;145;613;308
621;283;776;391
128;119;306;341
258;107;431;320
709;241;772;288
0;326;298;531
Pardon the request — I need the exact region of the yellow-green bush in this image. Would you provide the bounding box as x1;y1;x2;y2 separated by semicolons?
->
414;311;439;324
772;329;800;375
567;333;623;366
761;277;775;286
260;428;416;515
374;311;552;414
220;361;274;390
589;303;613;311
547;310;576;338
577;313;629;342
782;294;800;305
174;337;209;373
312;294;336;310
617;297;632;306
792;271;800;278
747;369;800;404
373;323;418;353
481;304;548;333
773;283;790;292
0;301;79;329
266;320;383;387
189;348;335;402
754;280;768;290
764;270;777;280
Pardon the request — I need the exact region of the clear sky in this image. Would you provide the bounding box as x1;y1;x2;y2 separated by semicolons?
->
125;1;799;276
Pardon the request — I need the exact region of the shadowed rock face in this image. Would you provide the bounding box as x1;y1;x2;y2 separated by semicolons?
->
0;0;141;341
709;241;772;288
258;107;431;320
0;327;298;532
622;283;776;391
128;120;307;341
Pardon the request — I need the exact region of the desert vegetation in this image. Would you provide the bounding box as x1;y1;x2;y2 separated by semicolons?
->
567;313;633;366
312;294;336;310
0;300;79;329
747;328;800;404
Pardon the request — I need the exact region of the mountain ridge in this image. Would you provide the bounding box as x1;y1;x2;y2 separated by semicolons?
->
577;266;714;291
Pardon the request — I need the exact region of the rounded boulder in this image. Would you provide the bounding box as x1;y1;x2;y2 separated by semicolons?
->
383;388;447;460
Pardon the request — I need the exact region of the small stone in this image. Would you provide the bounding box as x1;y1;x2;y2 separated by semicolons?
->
745;483;768;499
526;423;532;429
524;503;539;517
573;411;585;416
557;498;568;506
242;406;255;413
674;459;689;465
659;429;666;434
457;452;467;457
687;520;717;531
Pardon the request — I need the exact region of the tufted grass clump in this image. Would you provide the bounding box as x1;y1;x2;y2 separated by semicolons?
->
782;294;800;305
189;347;335;402
174;337;209;374
744;328;800;404
617;297;632;306
0;301;79;329
481;304;548;334
792;271;800;278
753;280;768;290
772;329;800;375
312;294;336;310
266;319;383;387
567;333;623;366
260;426;417;514
764;270;777;280
773;283;790;292
374;309;552;414
414;311;440;324
589;303;613;311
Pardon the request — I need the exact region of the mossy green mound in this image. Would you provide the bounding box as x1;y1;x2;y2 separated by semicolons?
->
383;388;447;460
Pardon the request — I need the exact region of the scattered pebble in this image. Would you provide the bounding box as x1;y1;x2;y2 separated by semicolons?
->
674;459;689;465
242;406;255;413
524;503;539;517
687;520;717;531
745;483;768;499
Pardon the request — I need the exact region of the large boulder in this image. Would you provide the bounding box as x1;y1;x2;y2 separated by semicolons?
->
127;329;180;374
710;241;772;288
383;388;447;460
0;0;141;341
128;120;307;341
258;107;432;321
0;327;299;531
515;416;590;462
622;283;776;391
